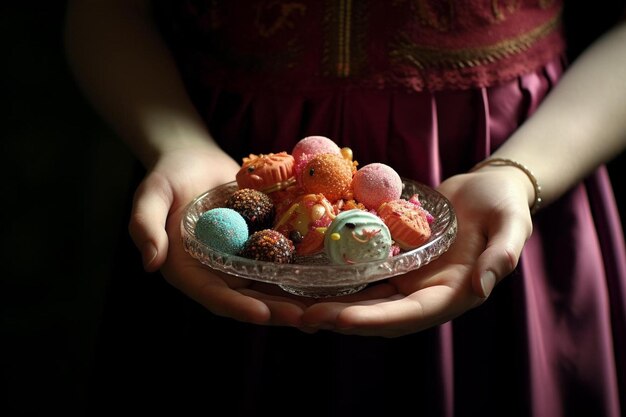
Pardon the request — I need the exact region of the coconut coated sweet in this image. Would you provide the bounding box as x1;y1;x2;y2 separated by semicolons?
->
195;207;249;255
352;162;403;210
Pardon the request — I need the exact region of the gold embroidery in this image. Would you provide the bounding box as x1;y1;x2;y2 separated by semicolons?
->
255;1;307;38
322;0;366;78
390;8;561;70
491;0;520;21
338;0;351;77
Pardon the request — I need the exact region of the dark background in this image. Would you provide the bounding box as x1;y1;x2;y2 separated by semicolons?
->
1;2;625;416
1;3;135;415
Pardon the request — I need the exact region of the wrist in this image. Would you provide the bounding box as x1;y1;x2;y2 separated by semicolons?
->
470;158;542;214
139;131;223;170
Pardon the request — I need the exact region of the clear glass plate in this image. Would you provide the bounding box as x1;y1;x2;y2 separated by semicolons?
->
181;179;457;298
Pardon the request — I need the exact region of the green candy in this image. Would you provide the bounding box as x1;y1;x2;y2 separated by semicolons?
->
324;209;392;264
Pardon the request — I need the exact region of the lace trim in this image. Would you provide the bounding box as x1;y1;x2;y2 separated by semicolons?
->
390;7;562;70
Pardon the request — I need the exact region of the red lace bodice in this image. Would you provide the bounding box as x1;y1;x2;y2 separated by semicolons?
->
154;0;565;93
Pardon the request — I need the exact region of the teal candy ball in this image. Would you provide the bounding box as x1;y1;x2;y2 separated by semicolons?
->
195;207;249;255
324;209;392;265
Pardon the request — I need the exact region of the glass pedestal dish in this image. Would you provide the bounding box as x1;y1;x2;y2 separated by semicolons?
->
181;179;457;298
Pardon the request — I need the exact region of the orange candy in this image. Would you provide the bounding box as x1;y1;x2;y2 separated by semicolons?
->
236;152;295;193
377;199;432;250
300;153;356;202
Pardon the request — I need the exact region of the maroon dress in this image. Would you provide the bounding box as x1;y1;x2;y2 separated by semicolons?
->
90;1;626;416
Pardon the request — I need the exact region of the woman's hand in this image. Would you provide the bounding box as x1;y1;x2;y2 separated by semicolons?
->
300;168;534;337
128;145;310;327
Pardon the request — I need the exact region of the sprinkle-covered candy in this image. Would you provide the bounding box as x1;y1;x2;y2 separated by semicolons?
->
239;229;296;263
225;188;275;233
195;208;249;255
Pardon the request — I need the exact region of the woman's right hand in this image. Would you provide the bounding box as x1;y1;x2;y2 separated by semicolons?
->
128;145;310;327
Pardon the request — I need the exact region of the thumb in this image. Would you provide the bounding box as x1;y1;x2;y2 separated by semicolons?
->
128;174;173;272
472;213;532;298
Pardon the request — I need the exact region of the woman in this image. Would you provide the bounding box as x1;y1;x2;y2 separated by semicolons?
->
65;1;626;415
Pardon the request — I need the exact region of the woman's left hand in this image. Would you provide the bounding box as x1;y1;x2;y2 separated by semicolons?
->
300;168;534;337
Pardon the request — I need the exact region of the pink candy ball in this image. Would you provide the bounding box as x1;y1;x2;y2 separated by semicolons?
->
292;136;341;172
292;136;343;181
352;163;403;210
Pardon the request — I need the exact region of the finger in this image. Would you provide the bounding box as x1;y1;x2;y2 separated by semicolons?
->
163;214;282;325
128;174;173;271
239;284;310;326
168;263;272;324
285;283;396;332
472;211;532;298
240;281;396;327
303;266;478;337
199;285;308;327
169;261;306;326
333;286;469;337
301;293;406;332
192;279;273;324
302;291;441;337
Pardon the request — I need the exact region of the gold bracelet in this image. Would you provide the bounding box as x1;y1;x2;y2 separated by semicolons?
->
470;157;542;214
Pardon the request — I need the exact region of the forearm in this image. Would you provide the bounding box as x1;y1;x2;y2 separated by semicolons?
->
64;0;220;168
492;21;626;206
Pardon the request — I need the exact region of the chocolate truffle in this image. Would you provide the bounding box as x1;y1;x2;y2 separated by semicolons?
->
226;188;276;233
239;229;296;263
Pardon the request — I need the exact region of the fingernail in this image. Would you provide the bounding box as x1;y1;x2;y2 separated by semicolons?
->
480;271;496;298
142;243;157;270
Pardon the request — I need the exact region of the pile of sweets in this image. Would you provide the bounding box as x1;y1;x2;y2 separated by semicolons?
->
194;136;434;265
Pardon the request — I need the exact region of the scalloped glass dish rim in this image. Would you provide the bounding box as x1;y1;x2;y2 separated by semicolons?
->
181;178;457;295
